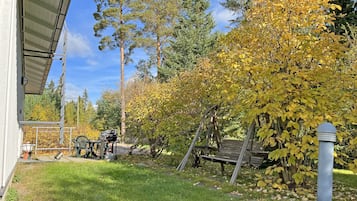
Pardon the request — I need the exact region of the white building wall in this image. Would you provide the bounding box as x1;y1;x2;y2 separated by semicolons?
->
0;0;24;196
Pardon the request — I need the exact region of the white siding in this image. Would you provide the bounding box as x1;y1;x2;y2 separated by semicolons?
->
0;0;24;195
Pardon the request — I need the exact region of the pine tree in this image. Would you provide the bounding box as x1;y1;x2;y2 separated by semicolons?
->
93;91;121;130
161;0;217;80
330;0;357;34
130;0;181;80
93;0;137;141
135;59;154;81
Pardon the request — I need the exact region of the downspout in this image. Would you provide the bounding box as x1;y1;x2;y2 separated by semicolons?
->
2;0;16;187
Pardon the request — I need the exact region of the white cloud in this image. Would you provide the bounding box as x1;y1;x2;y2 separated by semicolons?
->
91;75;120;88
208;2;238;32
86;59;98;66
67;31;93;58
212;9;236;24
57;30;93;58
65;83;83;102
72;54;121;72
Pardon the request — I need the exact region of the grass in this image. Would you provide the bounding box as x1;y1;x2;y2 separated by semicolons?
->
8;160;241;201
4;188;18;201
334;169;357;188
6;155;357;201
333;168;357;199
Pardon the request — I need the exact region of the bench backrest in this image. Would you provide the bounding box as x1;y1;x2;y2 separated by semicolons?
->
216;139;246;160
249;141;265;152
215;139;265;161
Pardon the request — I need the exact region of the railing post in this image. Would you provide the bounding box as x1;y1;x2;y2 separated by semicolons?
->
317;122;336;201
69;127;72;152
35;127;38;155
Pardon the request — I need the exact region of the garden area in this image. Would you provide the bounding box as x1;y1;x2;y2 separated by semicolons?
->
5;155;357;201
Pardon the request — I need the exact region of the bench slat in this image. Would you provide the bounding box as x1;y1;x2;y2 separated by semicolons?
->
200;139;267;168
201;155;247;164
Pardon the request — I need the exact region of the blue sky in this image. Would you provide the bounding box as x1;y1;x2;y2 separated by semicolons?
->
48;0;236;104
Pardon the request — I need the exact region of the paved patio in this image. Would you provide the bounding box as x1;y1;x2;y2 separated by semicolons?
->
18;143;148;163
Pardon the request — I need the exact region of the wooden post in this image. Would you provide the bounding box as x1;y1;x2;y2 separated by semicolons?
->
176;105;218;171
230;121;255;184
176;121;204;171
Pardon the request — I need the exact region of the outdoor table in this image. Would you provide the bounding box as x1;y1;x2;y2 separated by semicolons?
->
85;140;102;158
84;140;108;159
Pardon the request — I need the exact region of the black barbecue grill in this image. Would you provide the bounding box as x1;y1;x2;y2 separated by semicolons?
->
99;129;118;153
99;129;118;142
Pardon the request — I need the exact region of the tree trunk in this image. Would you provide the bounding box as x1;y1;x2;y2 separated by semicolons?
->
120;40;126;142
156;35;161;80
119;5;126;143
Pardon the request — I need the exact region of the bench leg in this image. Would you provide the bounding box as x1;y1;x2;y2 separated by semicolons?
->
220;162;225;175
192;155;201;168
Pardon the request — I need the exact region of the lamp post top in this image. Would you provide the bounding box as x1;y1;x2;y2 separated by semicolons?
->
317;122;336;142
317;122;336;134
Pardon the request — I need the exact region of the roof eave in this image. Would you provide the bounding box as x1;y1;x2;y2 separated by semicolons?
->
22;0;71;95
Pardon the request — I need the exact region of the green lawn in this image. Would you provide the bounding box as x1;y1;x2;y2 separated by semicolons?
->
333;168;357;199
5;156;357;201
334;169;357;187
7;161;241;201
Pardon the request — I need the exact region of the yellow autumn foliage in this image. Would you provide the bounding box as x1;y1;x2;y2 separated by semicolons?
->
125;0;357;189
212;0;356;188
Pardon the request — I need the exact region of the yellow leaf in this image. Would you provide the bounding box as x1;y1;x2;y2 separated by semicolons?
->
272;183;284;190
257;180;267;187
330;4;342;11
269;137;277;147
273;3;284;8
281;130;290;141
274;167;284;173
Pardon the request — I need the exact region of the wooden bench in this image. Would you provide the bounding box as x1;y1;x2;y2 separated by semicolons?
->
199;139;268;174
